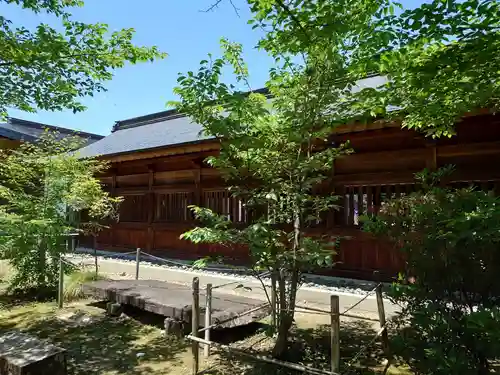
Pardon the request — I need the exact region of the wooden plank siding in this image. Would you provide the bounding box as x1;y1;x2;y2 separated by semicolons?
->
83;114;500;280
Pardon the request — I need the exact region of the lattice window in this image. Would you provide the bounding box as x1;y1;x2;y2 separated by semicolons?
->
341;181;500;227
119;194;148;222
156;191;194;222
343;184;417;226
202;189;248;223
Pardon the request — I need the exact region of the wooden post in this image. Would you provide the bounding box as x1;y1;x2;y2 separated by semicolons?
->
147;166;154;252
93;235;98;276
330;295;340;374
58;254;64;309
192;277;200;375
111;171;117;248
271;272;277;330
376;282;391;367
135;248;141;280
204;283;212;358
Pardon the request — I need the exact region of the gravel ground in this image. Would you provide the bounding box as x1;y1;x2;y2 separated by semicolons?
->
72;248;382;296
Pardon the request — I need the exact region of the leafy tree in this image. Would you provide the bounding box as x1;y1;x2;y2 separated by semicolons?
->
172;39;350;356
0;0;165;116
363;168;500;375
0;132;121;291
179;0;500;359
247;0;500;136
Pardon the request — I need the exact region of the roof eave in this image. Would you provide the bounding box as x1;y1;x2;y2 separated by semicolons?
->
0;127;37;142
78;138;219;161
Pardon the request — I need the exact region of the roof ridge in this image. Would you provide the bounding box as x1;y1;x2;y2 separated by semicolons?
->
8;117;104;139
112;109;184;132
112;87;271;133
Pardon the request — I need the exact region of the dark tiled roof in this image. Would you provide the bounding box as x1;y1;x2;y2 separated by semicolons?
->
111;88;271;133
0;118;104;143
77;113;212;158
76;78;388;159
77;88;273;158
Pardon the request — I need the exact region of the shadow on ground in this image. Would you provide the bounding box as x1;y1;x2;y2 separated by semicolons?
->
0;286;57;307
211;322;268;345
0;301;189;375
203;320;402;375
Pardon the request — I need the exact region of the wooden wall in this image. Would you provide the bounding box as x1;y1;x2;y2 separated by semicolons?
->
0;137;21;151
84;114;500;280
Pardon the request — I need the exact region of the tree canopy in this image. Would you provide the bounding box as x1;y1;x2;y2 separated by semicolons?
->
0;0;165;116
172;0;500;359
0;131;121;291
173;36;351;356
247;0;500;136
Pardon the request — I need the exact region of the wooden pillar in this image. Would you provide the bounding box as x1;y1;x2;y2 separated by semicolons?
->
328;161;336;228
147;165;154;252
426;143;437;171
111;170;117;249
192;163;202;256
348;187;355;226
374;185;382;214
357;186;363;224
193;167;201;206
337;185;346;225
366;186;373;217
395;184;401;199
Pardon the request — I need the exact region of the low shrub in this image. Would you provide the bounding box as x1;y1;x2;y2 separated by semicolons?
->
63;271;104;302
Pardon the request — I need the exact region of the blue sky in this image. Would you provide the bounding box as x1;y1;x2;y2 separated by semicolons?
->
2;0;423;136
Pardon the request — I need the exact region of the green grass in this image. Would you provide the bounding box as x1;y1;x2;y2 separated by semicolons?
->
0;300;192;375
63;271;104;302
0;267;414;375
0;295;413;375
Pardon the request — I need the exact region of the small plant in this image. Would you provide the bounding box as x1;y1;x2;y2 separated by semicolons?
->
63;271;104;302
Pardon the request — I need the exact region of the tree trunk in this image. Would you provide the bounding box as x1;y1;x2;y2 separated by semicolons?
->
272;271;291;358
271;267;300;358
477;353;489;375
93;235;98;275
272;208;302;358
36;238;47;287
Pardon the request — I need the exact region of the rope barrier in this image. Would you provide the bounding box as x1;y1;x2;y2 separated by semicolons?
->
74;249;137;258
186;335;338;375
60;257;83;268
293;307;380;322
340;282;380;316
140;250;263;274
140;251;192;267
197;303;270;334
341;324;388;375
211;271;271;290
115;251;138;256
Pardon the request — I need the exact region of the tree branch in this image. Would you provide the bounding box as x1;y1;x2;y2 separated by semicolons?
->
274;0;311;43
202;0;240;17
0;51;120;68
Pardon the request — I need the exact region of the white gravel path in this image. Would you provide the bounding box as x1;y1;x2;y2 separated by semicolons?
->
73;247;383;296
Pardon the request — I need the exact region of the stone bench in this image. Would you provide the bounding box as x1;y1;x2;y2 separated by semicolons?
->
0;331;66;375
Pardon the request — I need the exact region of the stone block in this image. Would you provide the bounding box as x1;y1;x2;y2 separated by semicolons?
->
0;331;66;375
106;302;123;317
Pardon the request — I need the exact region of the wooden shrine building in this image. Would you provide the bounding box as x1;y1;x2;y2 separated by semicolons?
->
0;117;103;150
78;108;500;279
